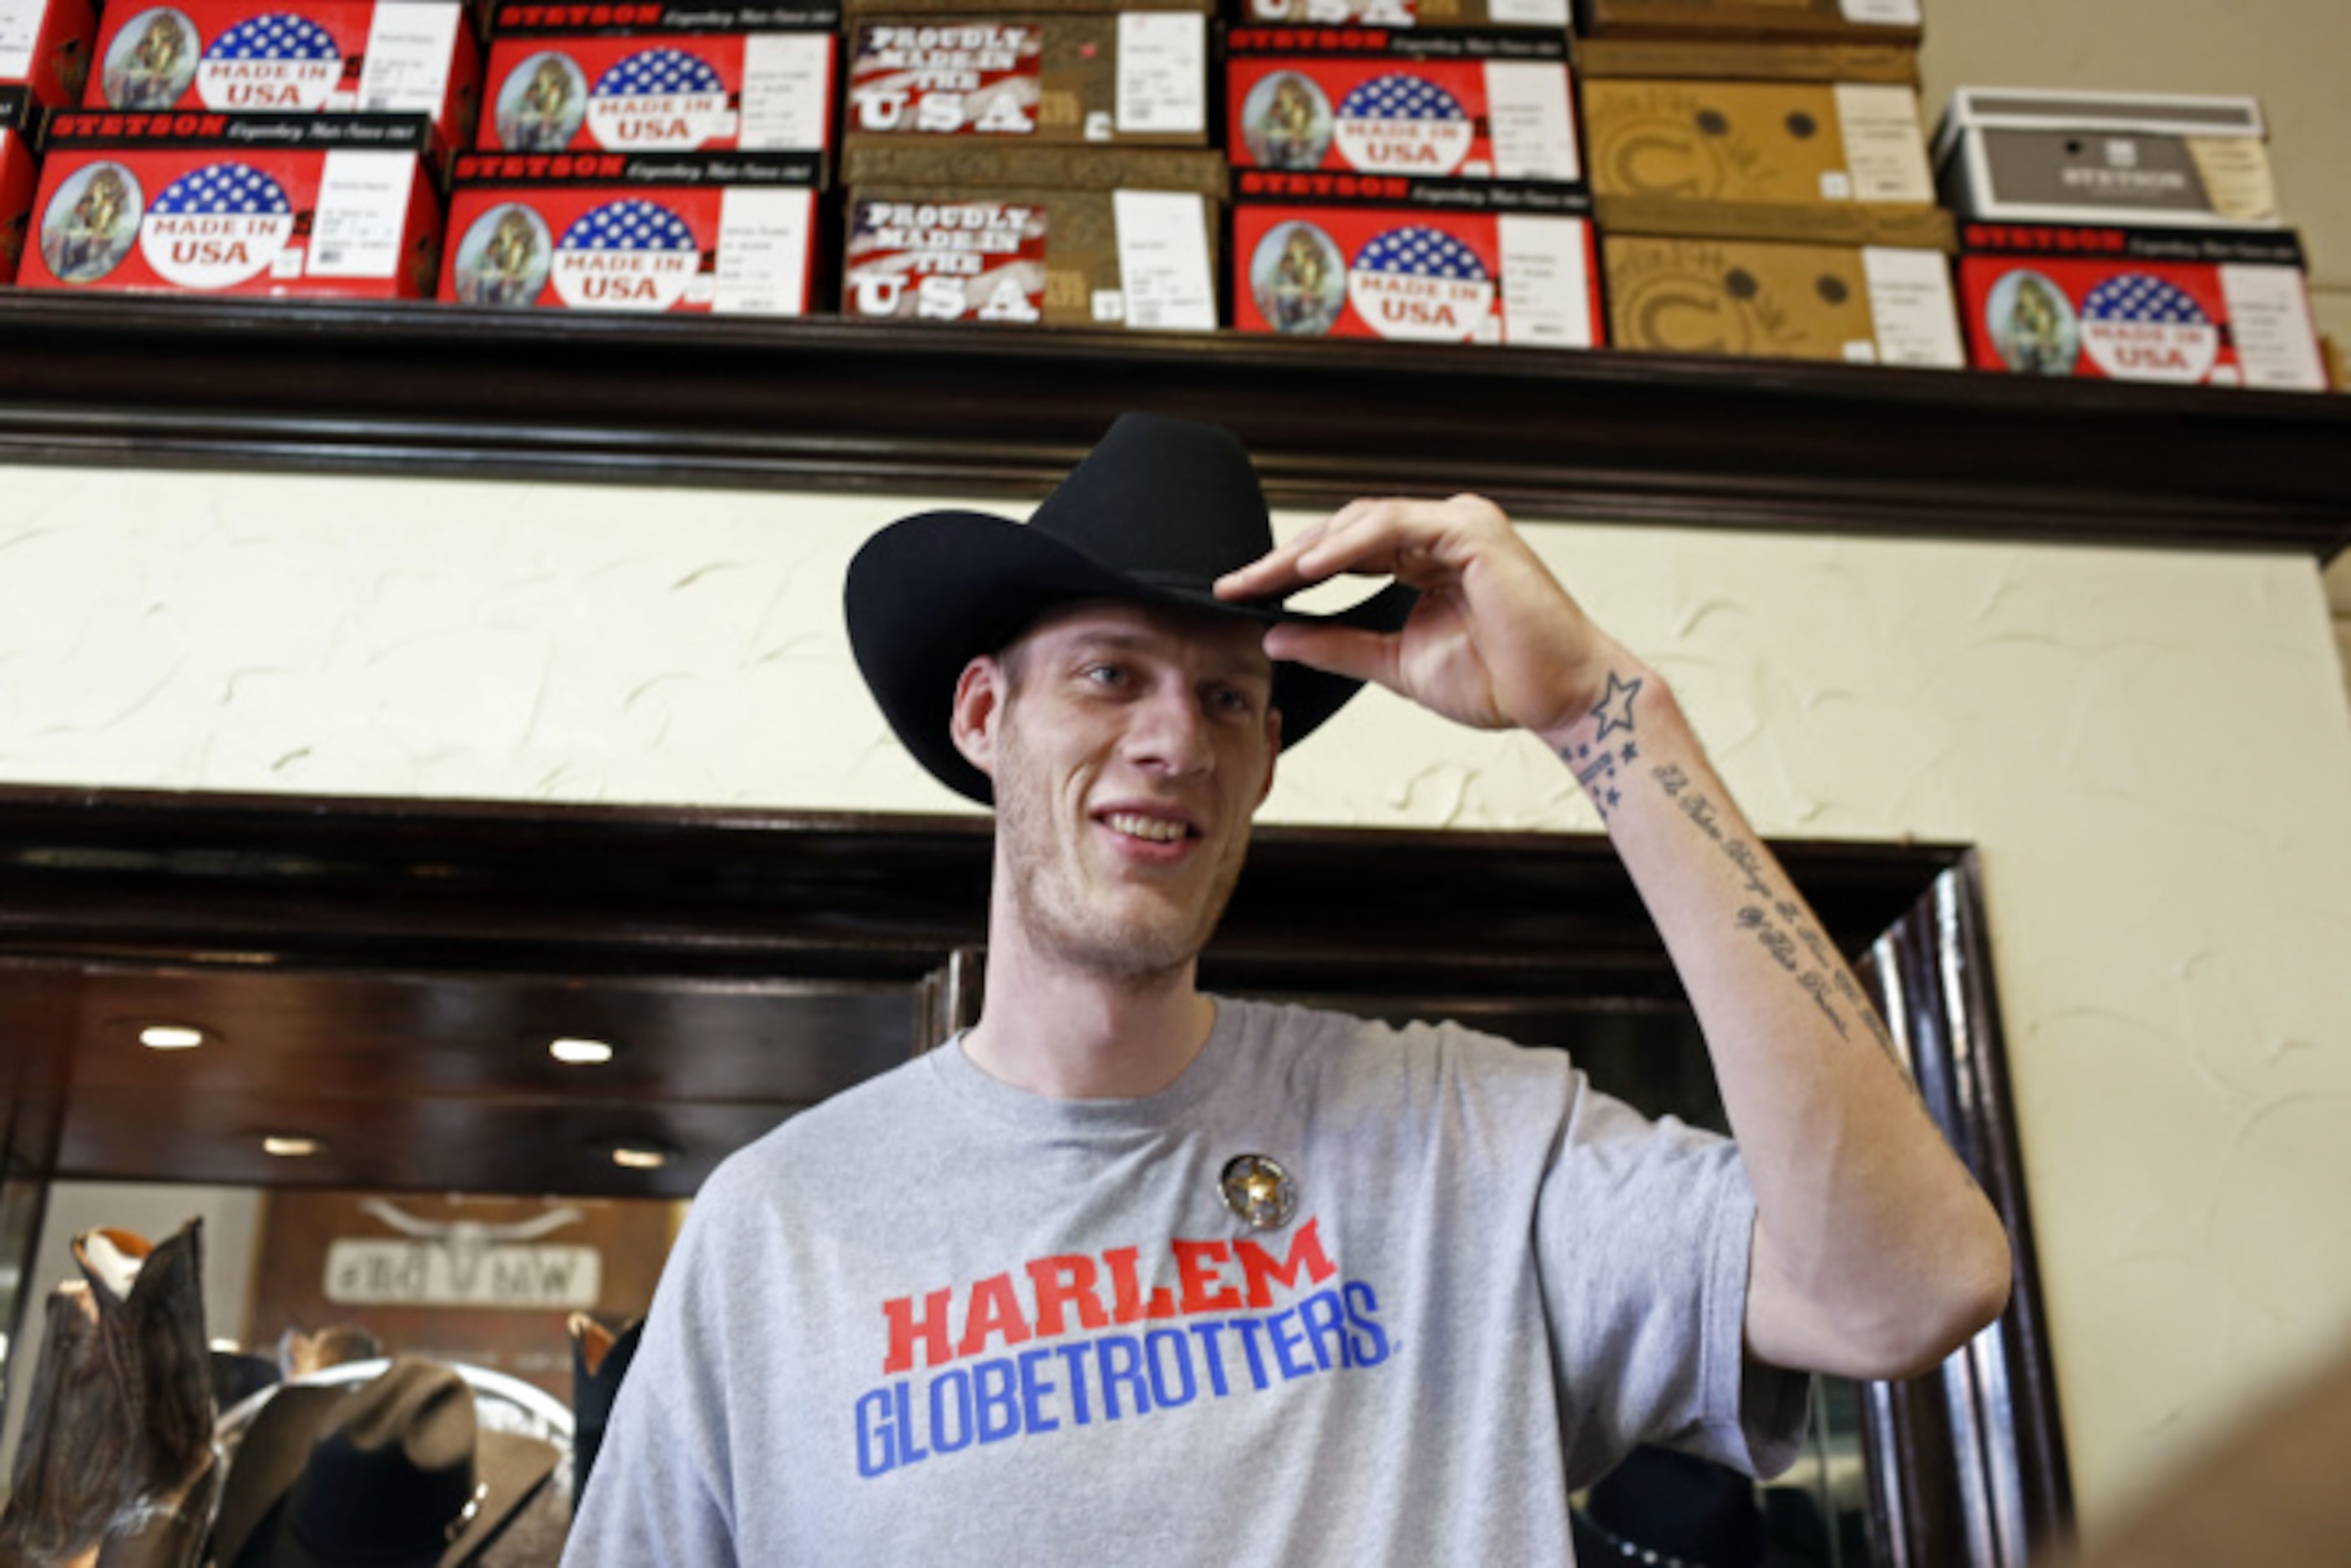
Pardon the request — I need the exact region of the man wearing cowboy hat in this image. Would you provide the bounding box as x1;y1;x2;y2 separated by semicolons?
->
565;415;2012;1565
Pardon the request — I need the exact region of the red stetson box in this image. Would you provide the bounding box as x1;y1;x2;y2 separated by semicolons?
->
479;32;834;156
2;84;40;278
18;109;443;295
1227;28;1580;193
1;0;96;108
1958;221;2324;392
443;148;818;311
1233;202;1599;346
84;1;479;154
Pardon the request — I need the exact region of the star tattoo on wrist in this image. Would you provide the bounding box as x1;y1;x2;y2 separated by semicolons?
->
1588;671;1643;741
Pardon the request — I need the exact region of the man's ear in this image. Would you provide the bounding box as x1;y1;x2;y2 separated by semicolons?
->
949;656;1005;780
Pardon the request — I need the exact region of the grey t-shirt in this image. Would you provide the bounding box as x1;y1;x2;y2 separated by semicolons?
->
565;997;1807;1565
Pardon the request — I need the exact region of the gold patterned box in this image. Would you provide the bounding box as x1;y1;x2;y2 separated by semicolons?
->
1603;231;1962;366
1573;34;1916;85
1578;0;1920;44
1583;76;1951;248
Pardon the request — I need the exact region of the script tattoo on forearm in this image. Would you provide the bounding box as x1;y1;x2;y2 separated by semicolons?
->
1649;762;1895;1052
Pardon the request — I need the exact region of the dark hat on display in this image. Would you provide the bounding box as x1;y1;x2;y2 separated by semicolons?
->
1572;1446;1770;1568
569;1312;645;1504
213;1348;282;1413
845;412;1418;804
210;1358;560;1568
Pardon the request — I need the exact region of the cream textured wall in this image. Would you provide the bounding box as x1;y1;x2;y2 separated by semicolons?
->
3;463;2349;1539
1920;0;2351;697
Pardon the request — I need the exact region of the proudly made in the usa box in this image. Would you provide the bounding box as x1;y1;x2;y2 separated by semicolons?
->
846;14;1208;147
843;190;1217;328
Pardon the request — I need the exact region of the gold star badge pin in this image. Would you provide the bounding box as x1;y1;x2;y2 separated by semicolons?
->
1219;1154;1296;1230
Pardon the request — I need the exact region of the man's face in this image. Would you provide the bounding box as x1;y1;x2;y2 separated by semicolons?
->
970;599;1279;983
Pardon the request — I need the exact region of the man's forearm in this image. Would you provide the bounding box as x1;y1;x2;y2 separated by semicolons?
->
1546;650;2012;1380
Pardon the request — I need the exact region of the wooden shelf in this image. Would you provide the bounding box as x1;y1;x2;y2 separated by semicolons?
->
3;290;2346;556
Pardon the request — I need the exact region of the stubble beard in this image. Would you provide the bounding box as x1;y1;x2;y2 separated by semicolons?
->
992;719;1250;985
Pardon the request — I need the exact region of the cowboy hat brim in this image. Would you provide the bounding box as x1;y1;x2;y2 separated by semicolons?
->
846;508;1417;805
214;1378;560;1568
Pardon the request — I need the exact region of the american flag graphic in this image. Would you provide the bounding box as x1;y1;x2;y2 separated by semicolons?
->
1337;73;1463;124
1355;225;1487;282
150;163;292;216
206;13;340;61
2083;275;2209;326
558;199;697;252
593;48;725;98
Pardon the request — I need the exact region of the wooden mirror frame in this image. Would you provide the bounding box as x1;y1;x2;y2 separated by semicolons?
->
0;787;2065;1561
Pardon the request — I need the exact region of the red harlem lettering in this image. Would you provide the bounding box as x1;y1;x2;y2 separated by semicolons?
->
954;1272;1033;1358
879;1216;1339;1374
1235;1217;1336;1308
1103;1245;1180;1324
1173;1239;1243;1313
881;1286;953;1374
1025;1254;1109;1337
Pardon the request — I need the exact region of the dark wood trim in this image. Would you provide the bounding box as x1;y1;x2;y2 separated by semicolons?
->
0;1176;52;1428
0;782;1958;996
0;782;1958;1196
3;293;2347;559
1858;857;2074;1567
1941;852;2073;1555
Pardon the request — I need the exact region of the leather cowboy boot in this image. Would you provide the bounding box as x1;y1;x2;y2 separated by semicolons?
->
0;1222;220;1568
2;1265;116;1566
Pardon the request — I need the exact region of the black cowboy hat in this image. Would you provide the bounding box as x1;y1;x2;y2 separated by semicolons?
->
1572;1446;1772;1568
845;412;1417;804
210;1358;559;1568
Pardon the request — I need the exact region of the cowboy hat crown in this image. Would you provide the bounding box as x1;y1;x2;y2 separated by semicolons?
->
845;413;1414;803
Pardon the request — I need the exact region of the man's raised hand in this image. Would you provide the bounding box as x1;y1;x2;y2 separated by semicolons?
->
1214;494;1624;741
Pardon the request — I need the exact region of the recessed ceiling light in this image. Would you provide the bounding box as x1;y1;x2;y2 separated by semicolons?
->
262;1136;322;1158
139;1024;208;1050
550;1037;616;1065
609;1142;671;1171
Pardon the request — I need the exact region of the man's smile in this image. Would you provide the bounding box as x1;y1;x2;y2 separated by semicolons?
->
1096;806;1203;852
